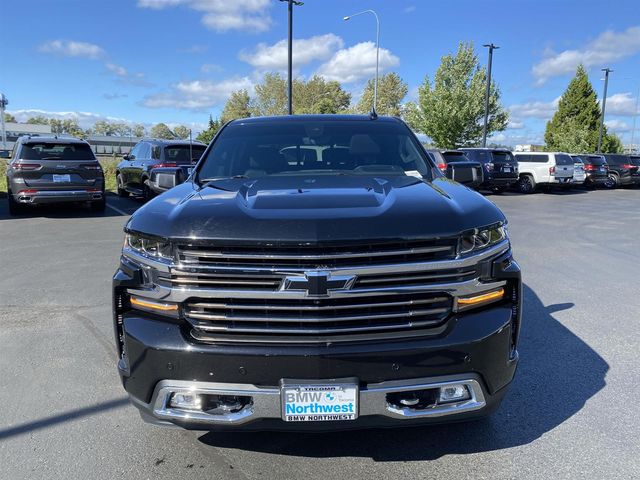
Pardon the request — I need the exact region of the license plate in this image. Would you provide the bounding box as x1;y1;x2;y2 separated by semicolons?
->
503;167;512;173
282;384;358;422
53;174;71;183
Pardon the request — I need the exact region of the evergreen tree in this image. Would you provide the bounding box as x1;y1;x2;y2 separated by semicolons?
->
196;115;222;144
544;64;622;153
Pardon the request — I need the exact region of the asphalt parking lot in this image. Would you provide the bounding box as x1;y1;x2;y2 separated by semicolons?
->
1;188;639;480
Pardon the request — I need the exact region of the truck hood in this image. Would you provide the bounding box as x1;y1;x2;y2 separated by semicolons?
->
126;175;506;242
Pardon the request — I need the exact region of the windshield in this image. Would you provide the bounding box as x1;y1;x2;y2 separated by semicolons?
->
164;145;206;163
21;142;95;160
197;120;433;180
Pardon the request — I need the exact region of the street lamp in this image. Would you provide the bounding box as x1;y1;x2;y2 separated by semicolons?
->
279;0;304;115
597;68;613;153
0;93;8;149
482;44;499;148
344;10;380;115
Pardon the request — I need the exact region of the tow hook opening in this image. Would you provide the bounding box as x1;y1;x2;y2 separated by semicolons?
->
169;392;253;416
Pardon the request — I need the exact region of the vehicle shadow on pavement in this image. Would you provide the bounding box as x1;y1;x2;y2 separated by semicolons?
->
198;284;609;460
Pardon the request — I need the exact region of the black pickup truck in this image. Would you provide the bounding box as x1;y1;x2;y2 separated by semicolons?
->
113;115;522;431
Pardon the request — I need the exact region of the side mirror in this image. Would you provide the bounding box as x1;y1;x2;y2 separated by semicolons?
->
445;161;483;188
0;150;10;159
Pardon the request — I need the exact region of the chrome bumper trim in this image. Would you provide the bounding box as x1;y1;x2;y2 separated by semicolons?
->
148;375;487;426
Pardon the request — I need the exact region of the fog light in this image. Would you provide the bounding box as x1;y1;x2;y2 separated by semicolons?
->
438;384;471;403
170;392;202;411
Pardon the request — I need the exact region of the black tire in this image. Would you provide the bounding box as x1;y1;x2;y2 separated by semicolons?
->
517;175;536;194
7;189;27;215
116;174;129;197
90;196;106;212
604;173;619;189
142;180;154;202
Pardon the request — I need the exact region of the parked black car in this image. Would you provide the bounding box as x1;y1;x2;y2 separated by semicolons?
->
427;150;483;188
458;148;518;193
5;135;105;215
601;154;640;188
116;139;206;200
571;154;609;188
113;115;522;431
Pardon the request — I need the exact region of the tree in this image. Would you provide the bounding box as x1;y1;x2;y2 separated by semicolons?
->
196;115;222;144
355;72;408;116
4;113;16;123
544;65;621;153
50;119;87;138
293;75;351;114
131;124;146;137
405;42;508;148
222;89;252;123
173;125;191;139
251;73;288;116
26;116;51;125
150;123;175;139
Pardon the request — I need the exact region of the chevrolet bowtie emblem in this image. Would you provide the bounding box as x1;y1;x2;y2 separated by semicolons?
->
283;271;356;297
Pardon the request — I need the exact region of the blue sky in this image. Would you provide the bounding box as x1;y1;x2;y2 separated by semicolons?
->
1;0;639;146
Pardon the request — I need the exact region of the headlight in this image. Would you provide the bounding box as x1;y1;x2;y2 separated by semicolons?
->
124;232;173;261
459;225;508;255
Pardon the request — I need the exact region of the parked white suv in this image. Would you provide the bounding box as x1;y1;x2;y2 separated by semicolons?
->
513;152;575;193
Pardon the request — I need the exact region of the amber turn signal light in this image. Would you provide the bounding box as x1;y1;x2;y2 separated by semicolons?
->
456;288;505;311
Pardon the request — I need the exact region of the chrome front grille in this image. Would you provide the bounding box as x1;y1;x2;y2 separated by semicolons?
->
177;239;457;269
184;293;452;338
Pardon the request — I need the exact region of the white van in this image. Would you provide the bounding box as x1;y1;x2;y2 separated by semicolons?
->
513;152;575;193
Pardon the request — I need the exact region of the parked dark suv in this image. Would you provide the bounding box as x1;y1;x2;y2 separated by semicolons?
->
113;115;522;431
459;148;518;193
116;139;206;200
571;154;609;188
5;136;105;215
601;154;640;188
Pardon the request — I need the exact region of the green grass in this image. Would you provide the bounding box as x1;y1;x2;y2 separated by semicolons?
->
0;158;118;194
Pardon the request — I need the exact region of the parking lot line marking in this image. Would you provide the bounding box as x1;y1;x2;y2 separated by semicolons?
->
106;202;130;216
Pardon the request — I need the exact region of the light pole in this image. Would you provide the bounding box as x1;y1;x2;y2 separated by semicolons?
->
482;44;499;148
344;10;380;114
280;0;303;115
0;93;8;149
597;67;613;153
630;84;639;153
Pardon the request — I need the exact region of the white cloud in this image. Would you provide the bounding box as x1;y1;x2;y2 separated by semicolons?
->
508;97;560;120
141;76;254;110
106;63;128;77
605;92;640;116
137;0;272;33
605;119;631;133
38;40;105;59
316;42;400;83
532;26;640;85
239;34;344;71
201;63;224;73
507;120;525;129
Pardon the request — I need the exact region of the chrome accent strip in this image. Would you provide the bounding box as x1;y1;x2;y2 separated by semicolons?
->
179;244;452;261
149;375;486;426
127;278;507;302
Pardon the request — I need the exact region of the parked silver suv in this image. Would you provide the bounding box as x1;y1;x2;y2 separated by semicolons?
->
5;136;105;215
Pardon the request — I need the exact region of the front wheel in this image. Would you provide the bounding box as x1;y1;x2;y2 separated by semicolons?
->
116;174;129;197
517;175;536;194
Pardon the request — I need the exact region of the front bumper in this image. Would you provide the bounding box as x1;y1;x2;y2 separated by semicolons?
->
12;189;104;204
113;247;521;430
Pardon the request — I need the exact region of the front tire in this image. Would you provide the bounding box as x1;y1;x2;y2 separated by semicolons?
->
116;174;129;197
517;175;536;194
